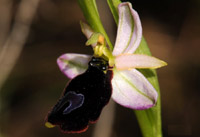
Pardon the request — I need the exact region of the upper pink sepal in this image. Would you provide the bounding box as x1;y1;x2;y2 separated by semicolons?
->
112;2;142;56
111;68;158;110
57;53;91;79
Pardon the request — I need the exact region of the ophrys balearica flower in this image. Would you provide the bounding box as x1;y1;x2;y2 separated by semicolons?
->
45;2;167;133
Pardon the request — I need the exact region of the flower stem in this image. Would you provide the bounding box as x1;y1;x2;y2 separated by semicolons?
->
135;38;163;137
107;0;121;24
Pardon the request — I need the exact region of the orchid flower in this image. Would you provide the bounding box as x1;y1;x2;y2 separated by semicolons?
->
57;2;167;110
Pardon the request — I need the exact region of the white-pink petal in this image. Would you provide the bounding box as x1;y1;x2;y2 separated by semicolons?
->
115;54;167;70
111;68;158;110
112;2;142;56
57;53;91;79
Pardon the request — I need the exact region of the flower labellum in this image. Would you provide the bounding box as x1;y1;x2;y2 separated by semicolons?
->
45;57;113;133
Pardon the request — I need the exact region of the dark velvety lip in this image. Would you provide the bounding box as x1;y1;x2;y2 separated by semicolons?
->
46;57;113;133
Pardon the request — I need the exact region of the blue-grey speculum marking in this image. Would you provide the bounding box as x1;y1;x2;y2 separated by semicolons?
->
63;91;84;115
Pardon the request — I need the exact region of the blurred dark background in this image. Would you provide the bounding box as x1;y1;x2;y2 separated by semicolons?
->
0;0;200;137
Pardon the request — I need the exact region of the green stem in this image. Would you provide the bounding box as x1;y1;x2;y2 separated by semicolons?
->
107;0;121;24
134;38;163;137
77;0;113;50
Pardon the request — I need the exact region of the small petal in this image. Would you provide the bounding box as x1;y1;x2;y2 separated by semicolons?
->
80;21;96;47
57;53;91;79
115;54;167;70
112;2;142;56
111;68;158;110
80;21;94;39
